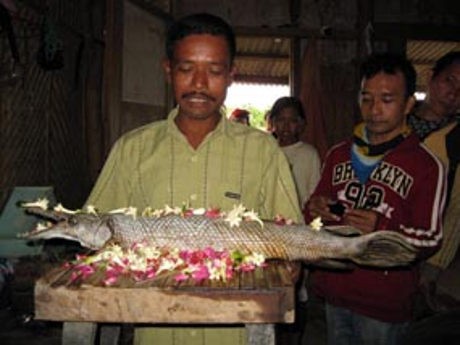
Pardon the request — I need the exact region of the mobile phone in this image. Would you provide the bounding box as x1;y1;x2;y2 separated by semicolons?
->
329;202;345;216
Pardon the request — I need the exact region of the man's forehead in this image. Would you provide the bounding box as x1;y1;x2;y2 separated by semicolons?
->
438;62;460;76
172;34;231;57
360;72;406;91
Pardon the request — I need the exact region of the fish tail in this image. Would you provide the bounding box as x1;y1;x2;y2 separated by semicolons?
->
350;231;417;267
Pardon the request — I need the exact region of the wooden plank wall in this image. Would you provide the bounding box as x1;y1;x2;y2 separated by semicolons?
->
0;0;106;209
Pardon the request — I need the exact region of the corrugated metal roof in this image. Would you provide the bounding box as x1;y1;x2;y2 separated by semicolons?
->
235;38;460;88
234;36;290;85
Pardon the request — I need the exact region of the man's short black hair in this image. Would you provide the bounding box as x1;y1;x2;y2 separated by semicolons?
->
432;51;460;78
165;13;236;65
360;53;416;98
269;97;305;121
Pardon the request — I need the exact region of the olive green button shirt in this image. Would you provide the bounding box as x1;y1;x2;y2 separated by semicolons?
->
87;108;302;222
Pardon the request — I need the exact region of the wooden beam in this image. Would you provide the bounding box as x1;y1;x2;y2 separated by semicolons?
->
290;38;300;97
374;23;460;42
233;74;289;85
128;0;172;22
234;26;358;40
289;0;301;26
411;59;441;65
103;0;124;149
236;53;289;61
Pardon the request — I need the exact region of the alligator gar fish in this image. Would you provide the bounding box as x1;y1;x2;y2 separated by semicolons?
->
20;205;417;267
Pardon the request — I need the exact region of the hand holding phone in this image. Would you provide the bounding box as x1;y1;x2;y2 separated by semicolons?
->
328;202;345;216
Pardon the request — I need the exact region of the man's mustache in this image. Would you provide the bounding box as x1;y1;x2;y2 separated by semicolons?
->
182;92;216;102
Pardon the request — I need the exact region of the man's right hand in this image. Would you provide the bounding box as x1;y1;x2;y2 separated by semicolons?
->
307;195;341;222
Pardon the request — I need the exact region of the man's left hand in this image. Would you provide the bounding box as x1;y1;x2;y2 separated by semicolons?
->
342;208;379;234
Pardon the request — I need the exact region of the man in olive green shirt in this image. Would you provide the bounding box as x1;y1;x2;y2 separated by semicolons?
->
86;13;301;345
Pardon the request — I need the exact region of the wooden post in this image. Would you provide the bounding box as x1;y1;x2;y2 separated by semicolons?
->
62;322;97;345
246;324;275;345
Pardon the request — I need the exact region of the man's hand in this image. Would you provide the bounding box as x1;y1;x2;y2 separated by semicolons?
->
342;208;379;234
307;196;341;222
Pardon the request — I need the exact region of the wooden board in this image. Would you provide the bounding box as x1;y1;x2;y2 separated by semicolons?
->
34;261;296;324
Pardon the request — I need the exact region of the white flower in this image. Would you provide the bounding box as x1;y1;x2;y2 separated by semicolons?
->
109;207;128;214
193;208;206;215
157;258;180;274
141;207;152;217
243;209;263;227
54;203;79;214
125;251;147;271
107;207;138;218
225;204;246;227
163;205;181;215
86;205;98;215
151;208;164;218
227;216;242;228
310;217;323;231
22;198;49;210
244;253;265;266
207;262;224;280
140;246;162;259
125;207;137;219
92;245;124;262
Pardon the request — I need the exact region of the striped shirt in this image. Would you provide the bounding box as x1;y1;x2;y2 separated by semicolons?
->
86;107;302;222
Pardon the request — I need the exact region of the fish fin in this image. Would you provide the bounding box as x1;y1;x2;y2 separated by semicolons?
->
351;231;417;267
323;225;363;237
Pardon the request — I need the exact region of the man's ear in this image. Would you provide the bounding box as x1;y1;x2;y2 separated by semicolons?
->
163;59;172;83
404;95;417;115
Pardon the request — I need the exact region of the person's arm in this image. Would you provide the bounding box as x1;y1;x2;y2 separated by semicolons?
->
292;146;321;208
259;145;302;223
304;148;338;224
399;159;446;260
305;148;321;202
427;170;460;269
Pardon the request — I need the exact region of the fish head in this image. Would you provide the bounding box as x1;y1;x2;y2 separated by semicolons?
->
20;207;112;250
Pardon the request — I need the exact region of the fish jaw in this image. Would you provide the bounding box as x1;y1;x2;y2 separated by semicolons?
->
20;214;112;250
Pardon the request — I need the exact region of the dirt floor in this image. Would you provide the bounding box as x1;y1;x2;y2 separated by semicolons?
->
1;250;459;345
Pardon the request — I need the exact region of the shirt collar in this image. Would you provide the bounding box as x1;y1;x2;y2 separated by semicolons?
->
166;106;229;140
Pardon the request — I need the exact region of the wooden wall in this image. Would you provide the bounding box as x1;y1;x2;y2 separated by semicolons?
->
0;0;106;209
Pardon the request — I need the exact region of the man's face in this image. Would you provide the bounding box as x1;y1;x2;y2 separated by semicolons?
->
163;34;234;121
273;107;304;146
359;71;415;145
428;62;460;115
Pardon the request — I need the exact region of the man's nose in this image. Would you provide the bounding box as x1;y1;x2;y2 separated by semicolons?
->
276;121;288;131
192;69;208;89
370;100;382;115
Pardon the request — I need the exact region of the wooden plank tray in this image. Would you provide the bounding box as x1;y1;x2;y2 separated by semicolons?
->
34;260;296;324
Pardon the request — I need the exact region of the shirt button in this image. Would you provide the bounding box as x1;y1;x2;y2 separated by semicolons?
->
191;156;198;163
190;194;197;201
